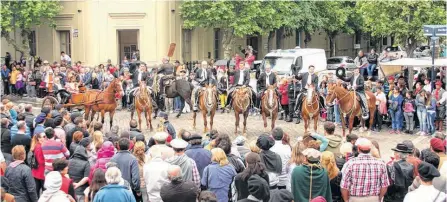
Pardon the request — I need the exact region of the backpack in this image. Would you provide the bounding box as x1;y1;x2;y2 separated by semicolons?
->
27;150;39;169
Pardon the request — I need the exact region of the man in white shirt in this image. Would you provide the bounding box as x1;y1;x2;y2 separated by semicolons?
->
269;127;291;189
294;65;318;123
225;62;256;109
404;162;446;202
144;145;174;202
60;51;71;65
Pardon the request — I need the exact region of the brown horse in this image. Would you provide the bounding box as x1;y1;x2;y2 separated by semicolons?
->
193;84;218;133
301;88;319;133
326;83;376;136
84;78;124;128
131;81;153;131
261;86;278;131
233;86;251;135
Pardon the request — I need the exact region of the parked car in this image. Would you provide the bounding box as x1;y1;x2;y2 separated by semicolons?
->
413;46;431;58
384;46;407;59
326;56;356;70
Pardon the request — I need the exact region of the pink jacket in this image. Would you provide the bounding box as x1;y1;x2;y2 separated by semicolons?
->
88;141;115;183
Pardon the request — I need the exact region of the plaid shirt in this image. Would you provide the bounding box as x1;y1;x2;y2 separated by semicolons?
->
341;153;390;197
191;160;201;188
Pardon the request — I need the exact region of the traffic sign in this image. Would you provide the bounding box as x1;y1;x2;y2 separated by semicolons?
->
423;25;447;36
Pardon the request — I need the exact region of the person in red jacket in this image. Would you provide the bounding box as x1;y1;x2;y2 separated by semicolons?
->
30;132;46;197
53;158;76;200
278;78;289;121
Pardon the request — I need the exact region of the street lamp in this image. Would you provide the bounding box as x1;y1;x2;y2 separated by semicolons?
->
430;36;439;89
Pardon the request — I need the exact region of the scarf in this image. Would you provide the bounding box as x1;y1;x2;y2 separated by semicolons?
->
260;150;282;173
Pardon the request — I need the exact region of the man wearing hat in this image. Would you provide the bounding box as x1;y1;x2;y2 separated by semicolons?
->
341;138;389;202
158;57;175;97
430;137;446;169
384;142;414;201
166;138;201;188
404;162;446;202
291;148;331;202
185;134;211;177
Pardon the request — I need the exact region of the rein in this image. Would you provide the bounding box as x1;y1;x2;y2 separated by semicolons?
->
303;93;319;116
331;87;356;116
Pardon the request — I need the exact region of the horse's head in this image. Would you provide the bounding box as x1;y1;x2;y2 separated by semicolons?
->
264;85;277;108
204;84;217;107
110;78;124;98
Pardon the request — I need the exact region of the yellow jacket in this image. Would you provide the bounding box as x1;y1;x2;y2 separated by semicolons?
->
10;70;19;84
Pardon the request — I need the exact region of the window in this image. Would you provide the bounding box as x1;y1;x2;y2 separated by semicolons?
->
28;31;37;56
382;37;388;46
214;29;220;59
182;29;192;62
295;29;301;47
59;31;71;57
391;36;395;46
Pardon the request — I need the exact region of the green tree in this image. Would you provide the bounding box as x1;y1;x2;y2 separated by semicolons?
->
357;1;446;57
290;1;325;48
180;0;296;59
1;1;62;59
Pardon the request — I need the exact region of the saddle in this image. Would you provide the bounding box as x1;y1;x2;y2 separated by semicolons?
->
162;75;176;86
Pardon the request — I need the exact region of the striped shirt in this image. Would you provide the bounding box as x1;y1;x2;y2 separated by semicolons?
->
42;139;70;171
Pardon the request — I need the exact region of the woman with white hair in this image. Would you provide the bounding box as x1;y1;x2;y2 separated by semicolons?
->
93;167;136;202
38;171;74;202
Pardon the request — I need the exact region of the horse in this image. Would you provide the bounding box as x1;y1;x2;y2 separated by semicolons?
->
232;86;251;135
193;84;218;133
131;81;153;131
84;78;124;128
325;83;376;136
301;87;320;133
260;85;278;131
152;74;194;118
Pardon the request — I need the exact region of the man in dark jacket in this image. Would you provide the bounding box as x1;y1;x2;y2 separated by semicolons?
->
184;134;211;177
1;118;13;162
385;143;414;202
11;121;31;154
286;75;301;123
225;62;256;109
191;61;212;112
160;165;199;202
66;117;89;148
158;57;175;97
23;104;35;134
110;138;140;196
339;68;369;119
294;65;319;123
127;63;148;109
256;64;283;113
68;137;91;201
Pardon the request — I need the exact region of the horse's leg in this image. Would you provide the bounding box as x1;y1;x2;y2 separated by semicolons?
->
348;115;355;135
147;107;153;131
202;110;208;133
243;110;249;135
84;107;90;121
192;111;197;130
262;111;268;132
304;117;308;134
109;110;115;129
137;109;143;131
272;112;277;130
100;110;105;124
234;112;239;135
210;108;215;131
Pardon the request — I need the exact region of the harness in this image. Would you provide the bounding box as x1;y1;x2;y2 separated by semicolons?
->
261;89;278;115
302;92;320;118
330;89;357;117
234;87;251;112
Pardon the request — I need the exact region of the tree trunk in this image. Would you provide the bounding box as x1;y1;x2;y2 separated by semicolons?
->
267;31;275;52
2;29;32;70
328;33;337;57
405;37;418;58
222;29;235;60
304;31;312;48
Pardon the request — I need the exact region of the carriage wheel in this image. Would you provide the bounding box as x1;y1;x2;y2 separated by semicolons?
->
41;96;59;110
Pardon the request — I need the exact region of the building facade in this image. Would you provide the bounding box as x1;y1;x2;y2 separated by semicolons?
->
1;1;389;66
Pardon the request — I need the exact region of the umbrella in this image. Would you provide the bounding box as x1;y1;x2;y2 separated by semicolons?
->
214;59;235;67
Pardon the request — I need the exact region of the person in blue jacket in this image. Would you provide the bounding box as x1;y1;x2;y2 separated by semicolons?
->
388;86;404;134
93;167;136;202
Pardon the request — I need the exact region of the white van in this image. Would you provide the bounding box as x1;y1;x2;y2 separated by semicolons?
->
259;47;327;76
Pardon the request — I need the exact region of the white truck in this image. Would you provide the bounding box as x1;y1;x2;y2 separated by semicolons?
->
259;47;327;76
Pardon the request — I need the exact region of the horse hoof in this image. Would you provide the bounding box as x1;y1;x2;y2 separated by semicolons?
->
176;115;180;118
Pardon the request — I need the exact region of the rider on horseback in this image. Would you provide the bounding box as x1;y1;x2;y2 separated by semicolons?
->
127;63;148;109
158;57;175;97
192;61;213;112
256;64;284;113
294;65;319;124
339;68;369;120
225;61;257;110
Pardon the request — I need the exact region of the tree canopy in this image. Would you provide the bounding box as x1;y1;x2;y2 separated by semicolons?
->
357;1;446;56
1;1;62;56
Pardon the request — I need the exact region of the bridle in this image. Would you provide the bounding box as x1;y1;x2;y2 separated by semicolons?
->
262;88;277;113
204;86;217;112
327;86;355;116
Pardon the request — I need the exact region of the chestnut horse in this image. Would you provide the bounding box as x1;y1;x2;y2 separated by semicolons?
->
232;86;251;135
301;87;319;133
326;83;376;136
85;78;123;128
131;81;153;131
261;86;278;131
193;84;218;133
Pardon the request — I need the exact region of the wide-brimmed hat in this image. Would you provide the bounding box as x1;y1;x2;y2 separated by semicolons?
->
391;143;412;153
